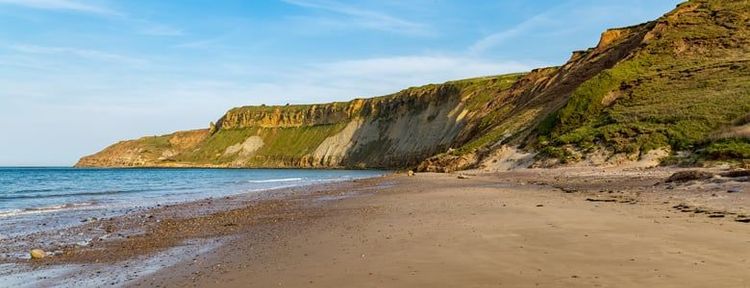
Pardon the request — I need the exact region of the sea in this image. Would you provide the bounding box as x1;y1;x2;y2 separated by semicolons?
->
0;167;385;238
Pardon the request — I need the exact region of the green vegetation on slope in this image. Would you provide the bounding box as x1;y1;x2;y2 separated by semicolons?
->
175;123;348;165
135;135;172;154
249;123;348;164
175;129;255;163
451;73;526;111
448;74;528;155
701;138;750;161
536;0;750;162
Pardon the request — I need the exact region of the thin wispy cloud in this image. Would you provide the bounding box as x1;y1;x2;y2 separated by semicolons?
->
312;55;534;80
281;0;429;35
8;44;148;66
468;0;668;55
0;0;119;16
270;55;543;100
0;0;183;37
469;13;554;54
467;0;585;55
175;37;225;49
136;21;184;36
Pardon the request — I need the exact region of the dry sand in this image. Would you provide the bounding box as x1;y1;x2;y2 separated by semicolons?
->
3;168;749;287
138;170;750;287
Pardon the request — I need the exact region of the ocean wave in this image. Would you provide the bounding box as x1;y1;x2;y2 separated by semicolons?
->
0;186;198;200
8;188;58;194
247;178;303;183
0;202;98;218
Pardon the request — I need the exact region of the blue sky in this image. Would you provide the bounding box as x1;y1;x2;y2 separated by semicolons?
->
0;0;683;166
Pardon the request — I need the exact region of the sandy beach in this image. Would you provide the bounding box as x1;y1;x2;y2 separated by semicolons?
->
2;167;748;287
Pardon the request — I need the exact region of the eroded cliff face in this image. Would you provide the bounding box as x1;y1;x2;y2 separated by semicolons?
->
76;129;210;167
77;82;499;168
77;0;750;170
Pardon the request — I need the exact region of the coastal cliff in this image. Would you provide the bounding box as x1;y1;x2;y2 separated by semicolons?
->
77;0;750;170
78;75;528;168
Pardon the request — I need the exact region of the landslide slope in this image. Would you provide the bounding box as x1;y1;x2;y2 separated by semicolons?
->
77;0;750;169
424;0;750;170
533;0;750;166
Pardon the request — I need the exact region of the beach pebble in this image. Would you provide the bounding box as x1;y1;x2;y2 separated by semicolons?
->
457;175;470;179
727;188;742;193
81;217;98;223
407;170;415;176
720;170;750;178
666;170;714;183
30;249;46;260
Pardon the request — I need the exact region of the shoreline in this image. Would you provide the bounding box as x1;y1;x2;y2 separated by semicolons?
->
0;168;386;245
2;167;749;287
0;176;387;262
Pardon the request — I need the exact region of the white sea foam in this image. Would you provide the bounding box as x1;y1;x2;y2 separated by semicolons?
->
247;177;303;183
0;202;97;218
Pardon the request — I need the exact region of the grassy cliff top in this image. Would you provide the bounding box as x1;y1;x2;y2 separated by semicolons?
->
215;73;529;130
225;73;529;114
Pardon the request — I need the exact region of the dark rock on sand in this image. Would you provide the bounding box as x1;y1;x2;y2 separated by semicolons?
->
586;198;617;203
720;170;750;178
672;204;694;212
560;187;578;193
728;188;742;193
666;171;714;183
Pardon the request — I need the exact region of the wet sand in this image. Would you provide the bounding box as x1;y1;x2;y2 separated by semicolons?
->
3;168;750;287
